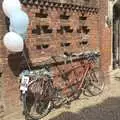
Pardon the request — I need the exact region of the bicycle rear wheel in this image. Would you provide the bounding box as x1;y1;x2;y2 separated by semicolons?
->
23;78;53;120
84;67;105;97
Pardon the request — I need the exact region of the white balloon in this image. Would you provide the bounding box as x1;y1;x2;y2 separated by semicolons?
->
3;32;24;52
2;0;22;17
10;10;29;34
9;25;27;40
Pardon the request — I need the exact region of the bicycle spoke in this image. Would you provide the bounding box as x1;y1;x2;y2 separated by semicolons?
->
90;81;103;91
31;102;37;115
84;67;105;96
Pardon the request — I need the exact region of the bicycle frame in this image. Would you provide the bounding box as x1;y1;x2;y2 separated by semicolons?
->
51;54;97;97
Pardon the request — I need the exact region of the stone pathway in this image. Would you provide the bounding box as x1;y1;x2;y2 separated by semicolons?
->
2;69;120;120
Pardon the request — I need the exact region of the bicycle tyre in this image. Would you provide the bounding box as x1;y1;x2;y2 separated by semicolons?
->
23;93;52;120
84;67;105;97
22;79;53;120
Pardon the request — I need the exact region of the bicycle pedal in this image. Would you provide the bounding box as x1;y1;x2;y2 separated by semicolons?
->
22;110;26;115
64;98;71;104
66;101;71;105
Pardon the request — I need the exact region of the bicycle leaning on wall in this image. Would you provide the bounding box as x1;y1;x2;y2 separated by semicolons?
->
19;51;105;120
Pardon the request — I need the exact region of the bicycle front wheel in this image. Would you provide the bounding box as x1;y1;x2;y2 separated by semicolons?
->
23;78;53;120
84;67;105;97
23;95;52;120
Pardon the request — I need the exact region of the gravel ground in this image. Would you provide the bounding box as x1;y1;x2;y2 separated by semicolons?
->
2;69;120;120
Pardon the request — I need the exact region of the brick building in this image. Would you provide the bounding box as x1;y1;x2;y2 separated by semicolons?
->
0;0;118;116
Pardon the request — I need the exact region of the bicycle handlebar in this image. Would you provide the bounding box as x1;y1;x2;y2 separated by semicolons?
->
19;51;100;79
51;51;100;60
29;51;100;66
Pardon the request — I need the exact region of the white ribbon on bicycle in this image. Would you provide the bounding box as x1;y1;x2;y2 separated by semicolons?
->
20;76;29;94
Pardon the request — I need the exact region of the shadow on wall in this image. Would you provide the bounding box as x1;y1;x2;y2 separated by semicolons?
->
50;97;120;120
8;44;31;76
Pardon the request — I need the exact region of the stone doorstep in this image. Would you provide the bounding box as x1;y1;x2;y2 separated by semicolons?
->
110;68;120;77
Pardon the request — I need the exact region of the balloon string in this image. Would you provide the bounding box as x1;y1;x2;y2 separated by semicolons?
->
22;50;31;71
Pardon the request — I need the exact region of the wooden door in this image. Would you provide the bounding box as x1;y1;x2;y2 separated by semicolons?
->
113;5;120;69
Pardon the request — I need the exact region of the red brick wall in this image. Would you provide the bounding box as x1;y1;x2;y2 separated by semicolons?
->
23;5;100;64
0;3;22;114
